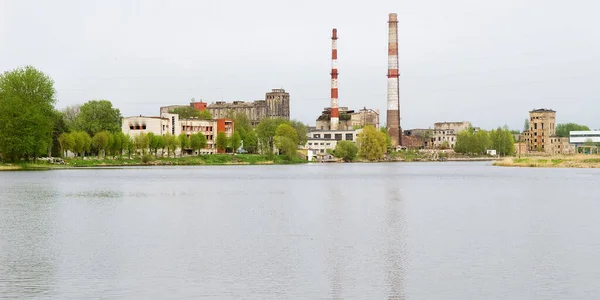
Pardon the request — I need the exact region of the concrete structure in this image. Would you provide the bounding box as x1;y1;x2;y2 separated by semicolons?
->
522;109;556;152
431;121;471;149
386;13;401;147
570;131;600;145
306;129;362;154
548;135;575;155
206;89;290;126
122;113;233;154
330;28;340;130
315;107;379;130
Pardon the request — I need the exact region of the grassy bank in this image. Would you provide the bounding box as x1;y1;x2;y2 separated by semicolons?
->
493;155;600;168
65;154;306;167
0;154;306;171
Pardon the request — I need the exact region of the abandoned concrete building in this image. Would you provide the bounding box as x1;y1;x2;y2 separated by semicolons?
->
521;108;574;154
315;107;379;130
431;121;471;149
207;89;290;126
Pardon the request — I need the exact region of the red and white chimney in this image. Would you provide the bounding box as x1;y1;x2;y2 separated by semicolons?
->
330;28;339;130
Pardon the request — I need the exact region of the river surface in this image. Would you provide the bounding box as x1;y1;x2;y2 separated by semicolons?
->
1;162;599;299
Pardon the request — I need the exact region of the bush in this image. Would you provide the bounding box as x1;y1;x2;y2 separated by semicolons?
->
141;154;153;164
333;141;358;162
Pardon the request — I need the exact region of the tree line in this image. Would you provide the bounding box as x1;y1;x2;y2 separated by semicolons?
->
454;127;515;156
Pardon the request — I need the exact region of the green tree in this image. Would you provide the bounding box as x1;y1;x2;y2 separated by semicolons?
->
555;123;590;137
112;132;126;158
169;106;212;119
163;134;178;158
231;132;242;152
523;118;530;132
154;135;165;157
0;66;57;161
198;110;212;120
455;129;491;155
256;118;287;154
216;132;228;153
190;133;208;155
275;136;298;159
380;126;392;150
275;123;298;144
333;140;358;162
92;131;110;158
357;125;387;161
74;100;122;135
243;130;259;154
288;120;308;146
58;132;75;157
126;135;134;158
489;127;515;156
147;132;156;155
134;132;150;155
50;111;69;157
178;133;189;156
72;131;92;157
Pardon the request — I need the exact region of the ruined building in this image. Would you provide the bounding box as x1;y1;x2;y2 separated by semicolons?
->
315;107;379;130
207;89;290;126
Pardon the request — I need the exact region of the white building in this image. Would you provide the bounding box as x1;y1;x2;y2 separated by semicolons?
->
122;113;234;154
570;131;600;145
305;129;362;154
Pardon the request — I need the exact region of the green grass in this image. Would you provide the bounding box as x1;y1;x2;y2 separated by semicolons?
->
583;158;600;163
64;154;306;167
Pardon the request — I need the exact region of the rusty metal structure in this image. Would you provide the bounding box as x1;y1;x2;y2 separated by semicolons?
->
386;13;402;147
330;28;339;130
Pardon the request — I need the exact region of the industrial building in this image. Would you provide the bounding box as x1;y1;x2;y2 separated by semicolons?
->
206;89;290;126
315;107;380;130
305;129;363;154
521;108;574;154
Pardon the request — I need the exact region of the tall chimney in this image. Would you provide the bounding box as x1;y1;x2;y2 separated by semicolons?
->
330;28;339;130
386;13;401;147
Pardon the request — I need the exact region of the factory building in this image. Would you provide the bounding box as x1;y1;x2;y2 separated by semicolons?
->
305;129;363;154
206;89;290;126
315;107;379;130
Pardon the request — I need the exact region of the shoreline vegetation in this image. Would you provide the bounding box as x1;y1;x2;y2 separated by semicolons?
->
493;155;600;168
0;154;307;171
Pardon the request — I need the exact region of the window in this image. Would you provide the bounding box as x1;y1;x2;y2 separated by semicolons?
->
320;143;324;145
130;125;134;130
313;134;321;138
326;143;330;145
335;134;342;140
308;143;312;145
324;134;331;139
345;133;353;140
534;123;537;130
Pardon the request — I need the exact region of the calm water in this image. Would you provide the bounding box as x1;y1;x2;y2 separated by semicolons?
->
1;162;599;299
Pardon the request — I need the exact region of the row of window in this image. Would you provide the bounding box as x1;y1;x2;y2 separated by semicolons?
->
307;142;331;146
182;126;214;132
312;133;354;140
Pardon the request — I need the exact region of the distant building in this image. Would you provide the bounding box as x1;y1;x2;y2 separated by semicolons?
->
569;131;600;145
521;108;574;154
430;121;471;149
522;108;556;152
122;113;233;154
206;88;290;126
305;129;362;154
315;107;379;130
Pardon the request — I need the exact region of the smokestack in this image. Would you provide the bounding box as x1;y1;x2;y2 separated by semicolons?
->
386;13;402;147
330;28;339;130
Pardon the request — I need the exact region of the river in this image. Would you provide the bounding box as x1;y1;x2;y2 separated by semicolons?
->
1;162;599;299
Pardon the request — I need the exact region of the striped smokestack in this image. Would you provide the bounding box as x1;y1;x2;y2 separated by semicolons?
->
330;28;339;130
386;13;402;147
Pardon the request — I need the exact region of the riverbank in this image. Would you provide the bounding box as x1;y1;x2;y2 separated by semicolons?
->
0;154;306;170
493;155;600;168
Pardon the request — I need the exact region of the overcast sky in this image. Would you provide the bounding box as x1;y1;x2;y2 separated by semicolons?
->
1;0;598;130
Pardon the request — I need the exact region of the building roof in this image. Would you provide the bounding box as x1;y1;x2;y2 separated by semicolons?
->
529;108;556;113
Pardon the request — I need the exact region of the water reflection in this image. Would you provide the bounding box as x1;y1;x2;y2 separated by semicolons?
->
325;184;343;299
384;176;406;300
